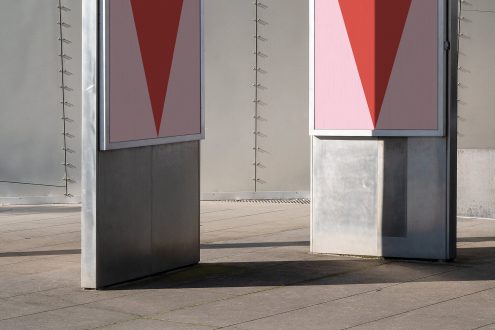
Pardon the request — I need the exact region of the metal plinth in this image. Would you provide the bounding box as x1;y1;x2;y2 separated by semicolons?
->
81;142;200;289
311;137;455;260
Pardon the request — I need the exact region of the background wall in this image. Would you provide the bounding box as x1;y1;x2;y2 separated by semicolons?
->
0;0;81;204
1;0;495;218
0;0;311;204
201;0;310;200
457;0;495;218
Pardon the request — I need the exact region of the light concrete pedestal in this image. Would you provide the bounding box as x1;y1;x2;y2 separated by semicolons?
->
311;137;456;260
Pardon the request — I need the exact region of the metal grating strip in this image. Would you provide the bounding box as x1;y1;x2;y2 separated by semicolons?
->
218;199;311;205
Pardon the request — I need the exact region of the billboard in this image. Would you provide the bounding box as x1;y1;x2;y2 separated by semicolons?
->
310;0;446;136
100;0;203;150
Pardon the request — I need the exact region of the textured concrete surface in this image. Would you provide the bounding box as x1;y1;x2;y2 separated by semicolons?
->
0;202;494;329
312;137;453;259
82;141;200;288
458;149;495;219
456;2;495;220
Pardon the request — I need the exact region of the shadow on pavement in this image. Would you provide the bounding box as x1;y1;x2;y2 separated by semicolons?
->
200;241;309;249
110;244;495;291
0;249;81;258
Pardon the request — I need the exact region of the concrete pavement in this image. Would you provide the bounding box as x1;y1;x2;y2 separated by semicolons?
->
0;202;494;329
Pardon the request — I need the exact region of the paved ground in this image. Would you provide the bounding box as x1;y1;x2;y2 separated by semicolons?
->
0;202;494;329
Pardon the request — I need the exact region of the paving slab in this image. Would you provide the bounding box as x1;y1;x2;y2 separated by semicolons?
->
0;305;134;330
350;287;495;330
99;318;215;330
85;288;236;317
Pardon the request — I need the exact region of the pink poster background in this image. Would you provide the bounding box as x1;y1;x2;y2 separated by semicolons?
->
314;0;440;133
108;0;201;144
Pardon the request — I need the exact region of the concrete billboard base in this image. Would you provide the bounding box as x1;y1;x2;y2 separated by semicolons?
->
311;137;456;260
81;142;200;289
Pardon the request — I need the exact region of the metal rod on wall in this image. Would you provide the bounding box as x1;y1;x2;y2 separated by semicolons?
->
253;0;260;192
57;0;74;197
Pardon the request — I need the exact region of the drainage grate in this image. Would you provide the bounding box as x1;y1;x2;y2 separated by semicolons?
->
219;199;310;205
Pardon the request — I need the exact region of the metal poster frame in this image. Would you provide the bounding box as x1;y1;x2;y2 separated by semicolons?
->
99;0;205;151
309;0;447;137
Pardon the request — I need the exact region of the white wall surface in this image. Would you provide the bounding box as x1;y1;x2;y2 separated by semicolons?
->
0;0;81;204
457;0;495;218
201;0;310;199
458;0;495;149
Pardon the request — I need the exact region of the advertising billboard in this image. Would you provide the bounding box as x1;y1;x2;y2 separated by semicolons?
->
100;0;203;150
310;0;446;136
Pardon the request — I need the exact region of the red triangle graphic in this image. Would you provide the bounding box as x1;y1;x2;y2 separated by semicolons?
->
338;0;411;127
131;0;184;135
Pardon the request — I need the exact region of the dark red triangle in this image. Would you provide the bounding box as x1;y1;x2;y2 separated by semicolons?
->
130;0;184;135
338;0;411;127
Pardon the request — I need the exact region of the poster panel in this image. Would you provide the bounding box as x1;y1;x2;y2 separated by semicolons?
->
100;0;203;150
310;0;446;137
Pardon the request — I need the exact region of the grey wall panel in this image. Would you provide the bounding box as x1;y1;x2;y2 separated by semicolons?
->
201;0;256;193
255;0;310;193
457;6;495;149
0;0;81;202
458;149;495;219
464;0;495;11
201;0;311;198
456;1;495;218
0;0;64;192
